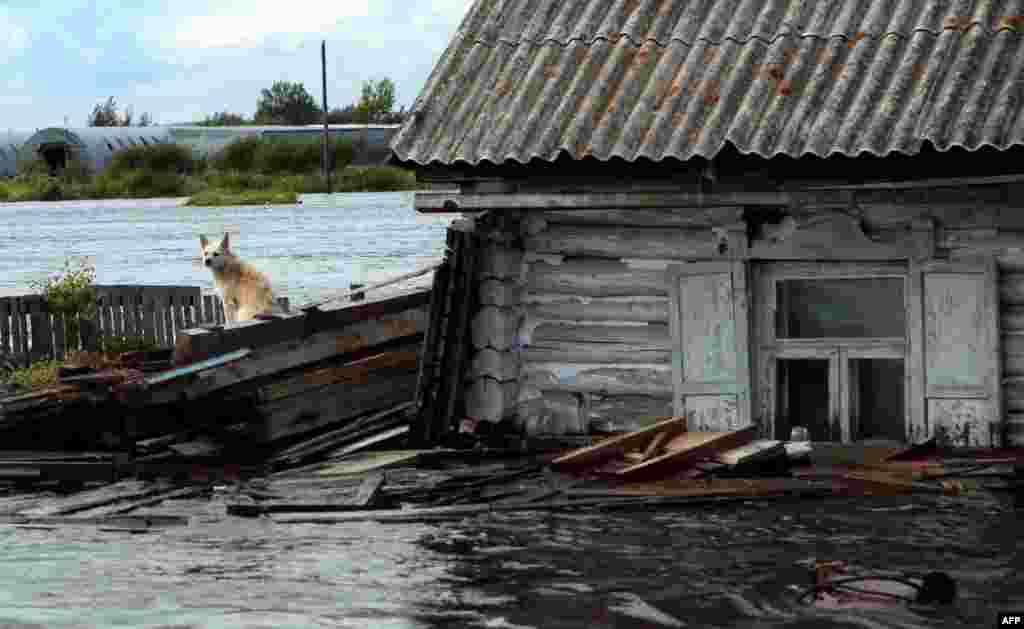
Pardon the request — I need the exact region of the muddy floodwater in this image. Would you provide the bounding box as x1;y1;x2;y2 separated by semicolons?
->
0;196;1021;627
0;491;1019;628
0;193;452;307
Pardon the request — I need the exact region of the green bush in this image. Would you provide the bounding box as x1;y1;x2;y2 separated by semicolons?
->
29;257;98;353
123;171;185;197
185;189;299;206
212;136;263;172
108;143;196;176
337;166;417;192
97;335;161;355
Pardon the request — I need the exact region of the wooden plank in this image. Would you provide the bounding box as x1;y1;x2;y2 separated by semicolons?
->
542;207;745;227
11;299;26;359
258;349;420;403
18;481;160;517
523;342;671;364
0;300;10;357
550;416;686;469
160;311;426;404
172;292;187;345
317;448;419;477
214;296;225;325
260;370;418;442
174;288;431;364
531;322;670;346
523;363;673;397
142;294;158;345
28;300;51;362
201;295;214;325
526;260;669;297
272;402;414;465
525;296;669;323
617;425;759;480
162;292;175;348
350;472;385;506
183;294;196;330
525;225;732;259
440;231;479;442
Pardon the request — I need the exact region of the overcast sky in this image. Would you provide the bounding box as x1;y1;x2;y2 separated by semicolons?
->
0;0;474;129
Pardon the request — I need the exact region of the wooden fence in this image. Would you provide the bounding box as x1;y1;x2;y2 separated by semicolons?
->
0;285;289;367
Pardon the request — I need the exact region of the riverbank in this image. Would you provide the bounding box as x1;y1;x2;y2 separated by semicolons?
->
0;165;423;206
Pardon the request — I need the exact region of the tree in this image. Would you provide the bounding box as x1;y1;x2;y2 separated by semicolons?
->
255;81;320;125
87;96;153;127
200;111;248;126
354;78;396;123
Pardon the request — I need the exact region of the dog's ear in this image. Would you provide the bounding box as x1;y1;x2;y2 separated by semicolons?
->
221;232;231;251
200;234;208;249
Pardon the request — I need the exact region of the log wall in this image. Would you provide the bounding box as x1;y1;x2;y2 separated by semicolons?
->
463;191;1024;445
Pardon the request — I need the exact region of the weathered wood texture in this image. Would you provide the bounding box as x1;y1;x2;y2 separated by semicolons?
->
998;268;1024;446
525;225;744;259
0;285;220;367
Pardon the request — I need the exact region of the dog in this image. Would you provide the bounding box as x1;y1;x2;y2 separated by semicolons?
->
199;232;279;323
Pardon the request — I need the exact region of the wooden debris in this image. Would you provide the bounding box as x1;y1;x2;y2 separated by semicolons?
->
315;451;421;478
617;426;759;480
550;416;686;470
271;402;413;468
351;472;385;507
168;438;223;458
17;480;170;517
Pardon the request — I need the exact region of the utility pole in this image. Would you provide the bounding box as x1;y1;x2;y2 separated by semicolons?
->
321;40;332;194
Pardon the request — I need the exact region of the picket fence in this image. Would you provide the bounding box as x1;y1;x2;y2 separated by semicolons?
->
0;285;286;367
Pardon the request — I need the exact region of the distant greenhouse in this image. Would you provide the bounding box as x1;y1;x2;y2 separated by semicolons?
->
5;124;402;177
0;130;35;178
21;127;173;175
166;124;400;165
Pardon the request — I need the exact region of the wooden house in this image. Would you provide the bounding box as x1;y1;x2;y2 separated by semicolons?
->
392;0;1024;448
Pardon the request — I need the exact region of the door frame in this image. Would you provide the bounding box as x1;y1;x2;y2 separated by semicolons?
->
753;261;910;442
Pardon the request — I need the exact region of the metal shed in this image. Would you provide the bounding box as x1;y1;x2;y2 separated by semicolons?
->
0;130;34;178
21;127;173;175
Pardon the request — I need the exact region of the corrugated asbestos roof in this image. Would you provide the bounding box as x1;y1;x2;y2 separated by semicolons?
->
390;0;1024;166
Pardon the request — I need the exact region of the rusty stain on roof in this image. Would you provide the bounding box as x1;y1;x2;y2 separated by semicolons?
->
391;0;1024;167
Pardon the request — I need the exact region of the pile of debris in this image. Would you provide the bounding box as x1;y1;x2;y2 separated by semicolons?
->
1;411;1022;531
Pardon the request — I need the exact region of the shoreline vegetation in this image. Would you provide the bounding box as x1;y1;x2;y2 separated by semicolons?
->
0;137;423;207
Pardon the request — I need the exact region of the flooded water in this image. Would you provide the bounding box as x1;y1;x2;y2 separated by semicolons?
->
0;492;1019;627
0;196;1022;627
0;193;453;307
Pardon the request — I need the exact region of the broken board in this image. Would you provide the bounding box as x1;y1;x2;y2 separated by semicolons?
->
316;450;421;478
550;416;686;470
616;426;759;480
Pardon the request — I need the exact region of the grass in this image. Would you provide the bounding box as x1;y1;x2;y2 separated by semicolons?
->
0;138;422;205
185;189;299;206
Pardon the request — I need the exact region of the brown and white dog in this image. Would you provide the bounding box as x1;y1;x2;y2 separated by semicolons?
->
199;232;279;323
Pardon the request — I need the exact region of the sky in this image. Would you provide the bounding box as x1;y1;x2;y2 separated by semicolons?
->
0;0;475;129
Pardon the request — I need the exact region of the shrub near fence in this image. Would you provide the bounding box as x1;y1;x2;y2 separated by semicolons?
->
0;285;229;367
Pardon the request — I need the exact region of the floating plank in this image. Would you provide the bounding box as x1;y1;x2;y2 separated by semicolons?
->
316;449;420;478
569;478;833;498
325;425;411;460
714;440;784;466
17;481;164;517
351;472;386;507
550;416;686;470
0;514;189;528
617;426;759;480
0;460;116;483
144;348;252;386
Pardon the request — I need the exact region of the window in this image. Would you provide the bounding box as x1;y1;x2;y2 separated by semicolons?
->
776;277;905;338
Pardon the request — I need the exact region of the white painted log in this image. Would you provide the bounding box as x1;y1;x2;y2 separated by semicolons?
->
525;225;730;259
531;322;670;346
541;207;744;227
583;394;674;433
479;279;522;307
526;260;668;296
478;244;524;280
523;342;671;364
465;379;518;423
470;348;521;382
521;362;673;397
523;295;669;322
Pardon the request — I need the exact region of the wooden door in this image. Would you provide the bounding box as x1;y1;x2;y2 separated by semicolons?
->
667;261;752;431
908;258;1002;446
